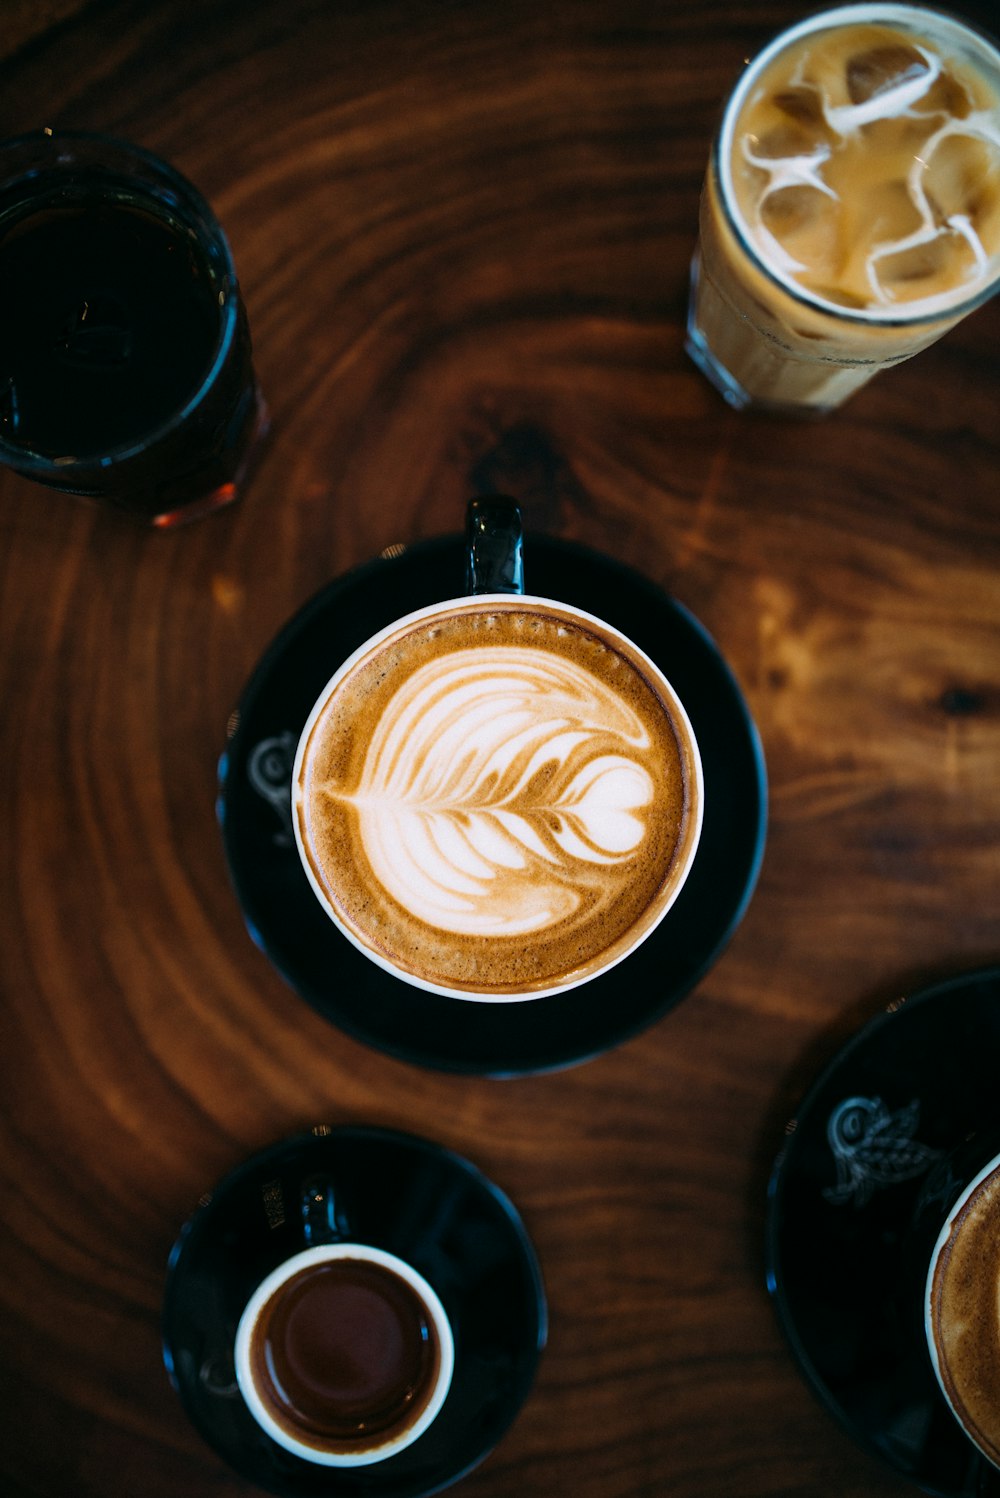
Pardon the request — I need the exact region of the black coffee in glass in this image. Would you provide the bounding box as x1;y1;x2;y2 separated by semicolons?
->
0;131;266;525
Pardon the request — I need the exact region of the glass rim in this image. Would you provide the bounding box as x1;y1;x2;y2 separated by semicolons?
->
714;2;1000;329
0;127;240;471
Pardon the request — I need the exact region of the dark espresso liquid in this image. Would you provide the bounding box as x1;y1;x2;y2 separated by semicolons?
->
249;1258;441;1453
0;192;220;459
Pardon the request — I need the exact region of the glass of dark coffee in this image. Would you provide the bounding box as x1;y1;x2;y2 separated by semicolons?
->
0;130;267;526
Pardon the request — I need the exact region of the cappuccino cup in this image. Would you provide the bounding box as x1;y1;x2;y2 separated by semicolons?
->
292;498;704;1002
925;1143;1000;1470
234;1179;454;1466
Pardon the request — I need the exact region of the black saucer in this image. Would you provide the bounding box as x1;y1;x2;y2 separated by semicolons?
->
766;967;1000;1497
217;532;767;1074
163;1125;547;1498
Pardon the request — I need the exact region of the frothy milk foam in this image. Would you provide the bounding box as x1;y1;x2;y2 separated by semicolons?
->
351;646;656;936
726;6;1000;316
295;598;701;998
926;1155;1000;1468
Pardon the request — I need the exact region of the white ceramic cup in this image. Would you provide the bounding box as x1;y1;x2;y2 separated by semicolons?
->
291;498;704;1003
235;1241;454;1467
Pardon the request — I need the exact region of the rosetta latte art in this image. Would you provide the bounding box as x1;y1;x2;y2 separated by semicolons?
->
297;600;698;995
338;647;656;937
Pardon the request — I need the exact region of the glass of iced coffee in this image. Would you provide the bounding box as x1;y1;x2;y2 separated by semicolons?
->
686;5;1000;413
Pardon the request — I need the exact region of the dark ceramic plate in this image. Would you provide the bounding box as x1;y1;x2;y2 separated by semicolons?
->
766;967;1000;1497
163;1125;547;1498
217;533;767;1074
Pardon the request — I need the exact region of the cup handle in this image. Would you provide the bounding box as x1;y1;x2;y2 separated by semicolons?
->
301;1177;350;1246
465;496;524;595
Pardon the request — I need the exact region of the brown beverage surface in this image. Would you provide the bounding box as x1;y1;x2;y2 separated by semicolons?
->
929;1163;1000;1465
297;601;695;994
729;16;1000;313
250;1259;440;1453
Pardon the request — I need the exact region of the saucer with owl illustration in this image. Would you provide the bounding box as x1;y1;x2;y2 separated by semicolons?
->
217;531;766;1075
766;966;1000;1497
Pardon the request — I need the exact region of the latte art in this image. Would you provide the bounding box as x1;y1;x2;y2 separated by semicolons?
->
343;647;656;937
295;599;701;997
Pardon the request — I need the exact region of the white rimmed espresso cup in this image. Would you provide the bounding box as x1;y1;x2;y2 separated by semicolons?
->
235;1241;454;1467
924;1146;1000;1470
290;500;703;1006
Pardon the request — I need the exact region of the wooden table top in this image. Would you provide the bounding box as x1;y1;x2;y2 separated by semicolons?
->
2;2;999;1495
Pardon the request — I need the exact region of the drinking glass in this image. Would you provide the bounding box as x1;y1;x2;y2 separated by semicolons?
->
0;130;267;525
686;5;1000;413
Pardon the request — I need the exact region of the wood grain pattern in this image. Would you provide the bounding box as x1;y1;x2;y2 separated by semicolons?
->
2;1;999;1494
0;0;93;62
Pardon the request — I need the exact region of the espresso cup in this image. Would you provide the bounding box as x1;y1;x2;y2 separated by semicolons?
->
234;1181;454;1467
292;498;704;1002
925;1144;1000;1470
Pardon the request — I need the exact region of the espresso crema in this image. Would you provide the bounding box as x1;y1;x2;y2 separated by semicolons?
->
248;1259;441;1454
295;600;698;995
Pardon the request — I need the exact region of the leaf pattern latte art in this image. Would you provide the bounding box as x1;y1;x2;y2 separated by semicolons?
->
339;647;658;936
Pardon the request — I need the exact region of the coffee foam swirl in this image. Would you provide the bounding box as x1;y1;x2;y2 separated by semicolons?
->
296;601;697;996
342;647;655;937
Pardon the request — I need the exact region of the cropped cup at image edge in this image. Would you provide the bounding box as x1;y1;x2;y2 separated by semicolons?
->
925;1149;1000;1471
